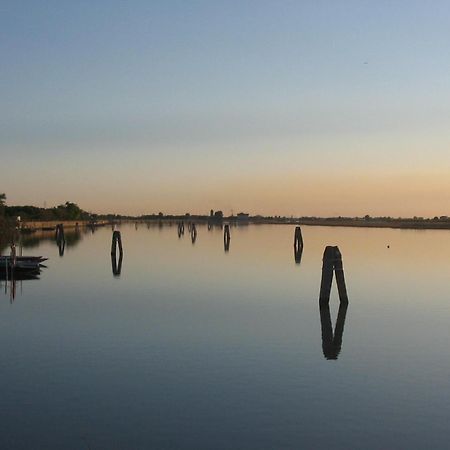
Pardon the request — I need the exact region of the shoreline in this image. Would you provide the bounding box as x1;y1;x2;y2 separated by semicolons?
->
15;217;450;232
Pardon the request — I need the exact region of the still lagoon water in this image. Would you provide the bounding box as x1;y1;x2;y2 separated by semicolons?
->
1;223;450;449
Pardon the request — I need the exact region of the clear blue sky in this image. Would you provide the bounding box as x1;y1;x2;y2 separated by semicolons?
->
1;1;450;216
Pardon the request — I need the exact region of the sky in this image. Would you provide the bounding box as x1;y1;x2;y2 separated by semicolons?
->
1;0;450;217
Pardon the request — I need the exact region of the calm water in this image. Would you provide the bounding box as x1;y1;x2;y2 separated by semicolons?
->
1;223;450;449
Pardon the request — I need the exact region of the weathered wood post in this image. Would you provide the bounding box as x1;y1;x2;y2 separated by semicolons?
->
224;225;230;252
55;223;65;243
333;247;348;304
224;225;230;241
178;221;185;237
293;226;303;264
111;230;123;257
294;226;303;250
191;223;197;243
319;246;348;308
319;246;335;307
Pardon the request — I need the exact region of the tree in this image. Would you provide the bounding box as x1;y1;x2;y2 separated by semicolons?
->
64;201;82;220
0;193;5;216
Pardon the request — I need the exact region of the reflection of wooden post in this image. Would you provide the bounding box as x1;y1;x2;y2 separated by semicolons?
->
319;246;348;307
111;231;123;256
58;239;65;257
111;252;123;277
294;246;303;264
320;303;348;360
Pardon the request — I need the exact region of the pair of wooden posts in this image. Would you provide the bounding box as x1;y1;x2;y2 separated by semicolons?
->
293;226;348;306
319;245;349;307
318;244;349;359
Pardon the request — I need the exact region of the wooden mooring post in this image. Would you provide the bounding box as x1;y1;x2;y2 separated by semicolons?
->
55;223;65;243
111;230;123;257
319;246;348;308
191;223;197;243
224;225;230;252
178;221;185;237
294;226;303;250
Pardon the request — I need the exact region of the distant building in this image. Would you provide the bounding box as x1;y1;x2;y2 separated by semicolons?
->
236;212;249;221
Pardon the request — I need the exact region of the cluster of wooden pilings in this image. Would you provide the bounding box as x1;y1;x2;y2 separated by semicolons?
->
109;225;350;308
106;223;350;359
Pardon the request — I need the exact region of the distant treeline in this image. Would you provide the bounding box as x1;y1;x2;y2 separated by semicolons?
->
4;202;91;221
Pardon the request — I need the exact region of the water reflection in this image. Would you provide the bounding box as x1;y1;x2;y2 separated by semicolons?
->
57;238;65;257
111;252;123;277
14;228;84;251
294;246;303;264
320;304;348;360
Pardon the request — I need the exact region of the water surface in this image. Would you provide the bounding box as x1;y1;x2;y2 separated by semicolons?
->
1;223;449;449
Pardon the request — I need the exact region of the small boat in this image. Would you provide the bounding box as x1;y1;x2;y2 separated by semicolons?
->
0;255;48;274
0;256;47;264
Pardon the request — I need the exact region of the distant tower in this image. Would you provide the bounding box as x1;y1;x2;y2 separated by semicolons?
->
210;209;214;217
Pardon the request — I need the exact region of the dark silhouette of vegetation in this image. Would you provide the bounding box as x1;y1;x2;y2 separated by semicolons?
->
0;194;14;252
5;201;89;221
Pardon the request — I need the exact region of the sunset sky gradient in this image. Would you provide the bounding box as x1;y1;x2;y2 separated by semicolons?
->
1;1;450;216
